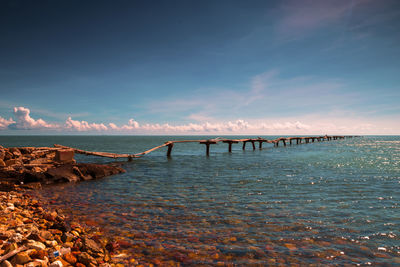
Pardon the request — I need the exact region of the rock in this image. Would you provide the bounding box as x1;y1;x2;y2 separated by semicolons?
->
7;202;15;210
77;252;96;266
27;240;46;250
46;165;80;183
76;163;125;180
0;147;5;160
11;251;32;265
83;237;103;254
25;261;43;267
0;181;16;192
63;252;77;265
9;232;24;243
4;158;23;167
55;149;74;163
0;159;5;167
19;147;34;154
40;230;54;240
29;158;52;165
45;240;58;247
61;232;75;243
20;182;42;190
29;249;48;260
0;260;13;267
50;220;70;232
49;260;63;267
9;147;22;157
31;166;45;172
3;150;13;161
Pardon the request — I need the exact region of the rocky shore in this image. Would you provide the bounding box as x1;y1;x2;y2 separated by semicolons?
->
0;145;132;266
0;188;133;267
0;146;125;188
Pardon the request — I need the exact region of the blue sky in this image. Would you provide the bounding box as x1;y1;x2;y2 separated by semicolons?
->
0;0;399;134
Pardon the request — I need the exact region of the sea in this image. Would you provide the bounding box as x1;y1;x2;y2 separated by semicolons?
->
1;135;399;265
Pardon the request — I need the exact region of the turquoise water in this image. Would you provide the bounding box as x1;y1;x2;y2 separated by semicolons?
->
1;135;399;265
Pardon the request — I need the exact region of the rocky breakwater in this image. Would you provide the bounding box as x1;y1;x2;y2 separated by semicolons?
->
0;189;129;267
0;145;125;189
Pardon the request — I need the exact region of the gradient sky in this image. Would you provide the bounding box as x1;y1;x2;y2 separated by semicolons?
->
1;0;399;135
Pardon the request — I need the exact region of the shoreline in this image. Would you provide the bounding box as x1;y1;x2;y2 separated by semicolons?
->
0;187;130;267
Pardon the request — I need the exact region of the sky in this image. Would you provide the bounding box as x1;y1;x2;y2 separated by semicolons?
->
0;0;399;135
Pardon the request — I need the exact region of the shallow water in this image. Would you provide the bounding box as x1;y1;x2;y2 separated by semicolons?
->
1;135;399;265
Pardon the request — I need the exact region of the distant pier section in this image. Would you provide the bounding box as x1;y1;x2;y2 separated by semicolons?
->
55;135;359;159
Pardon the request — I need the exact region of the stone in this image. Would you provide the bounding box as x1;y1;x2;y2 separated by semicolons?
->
0;148;5;160
0;182;16;192
46;165;80;183
32;258;49;267
45;240;58;247
40;230;54;240
83;237;103;253
63;252;77;265
55;149;74;163
77;252;96;265
0;260;13;267
27;240;46;250
0;159;5;167
3;151;13;161
7;202;15;211
29;249;48;260
9;232;23;243
4;159;23;167
20;182;42;190
9;147;22;157
25;262;43;267
11;251;32;265
49;260;63;267
61;232;75;243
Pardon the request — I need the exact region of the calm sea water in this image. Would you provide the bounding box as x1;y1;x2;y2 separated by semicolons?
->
1;135;399;265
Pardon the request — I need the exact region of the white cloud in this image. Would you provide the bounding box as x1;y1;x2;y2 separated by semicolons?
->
65;117;107;131
0;106;399;135
0;116;15;130
9;107;56;130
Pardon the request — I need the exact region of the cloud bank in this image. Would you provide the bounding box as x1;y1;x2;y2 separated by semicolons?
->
0;106;398;135
8;107;57;130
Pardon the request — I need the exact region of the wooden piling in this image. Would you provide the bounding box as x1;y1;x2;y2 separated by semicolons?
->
223;140;238;153
167;143;174;157
251;140;256;150
200;140;217;156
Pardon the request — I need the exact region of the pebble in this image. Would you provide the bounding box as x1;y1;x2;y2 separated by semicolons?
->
49;260;63;267
0;190;128;266
28;240;47;250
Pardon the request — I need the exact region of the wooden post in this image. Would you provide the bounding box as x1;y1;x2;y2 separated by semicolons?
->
223;140;238;153
258;141;263;149
296;138;299;145
242;141;247;150
200;140;217;156
251;140;255;150
289;139;292;145
167;143;174;157
282;139;286;146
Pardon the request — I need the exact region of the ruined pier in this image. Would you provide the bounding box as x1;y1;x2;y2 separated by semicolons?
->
56;135;358;159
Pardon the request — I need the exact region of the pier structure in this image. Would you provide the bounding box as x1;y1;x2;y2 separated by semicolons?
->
55;135;357;159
